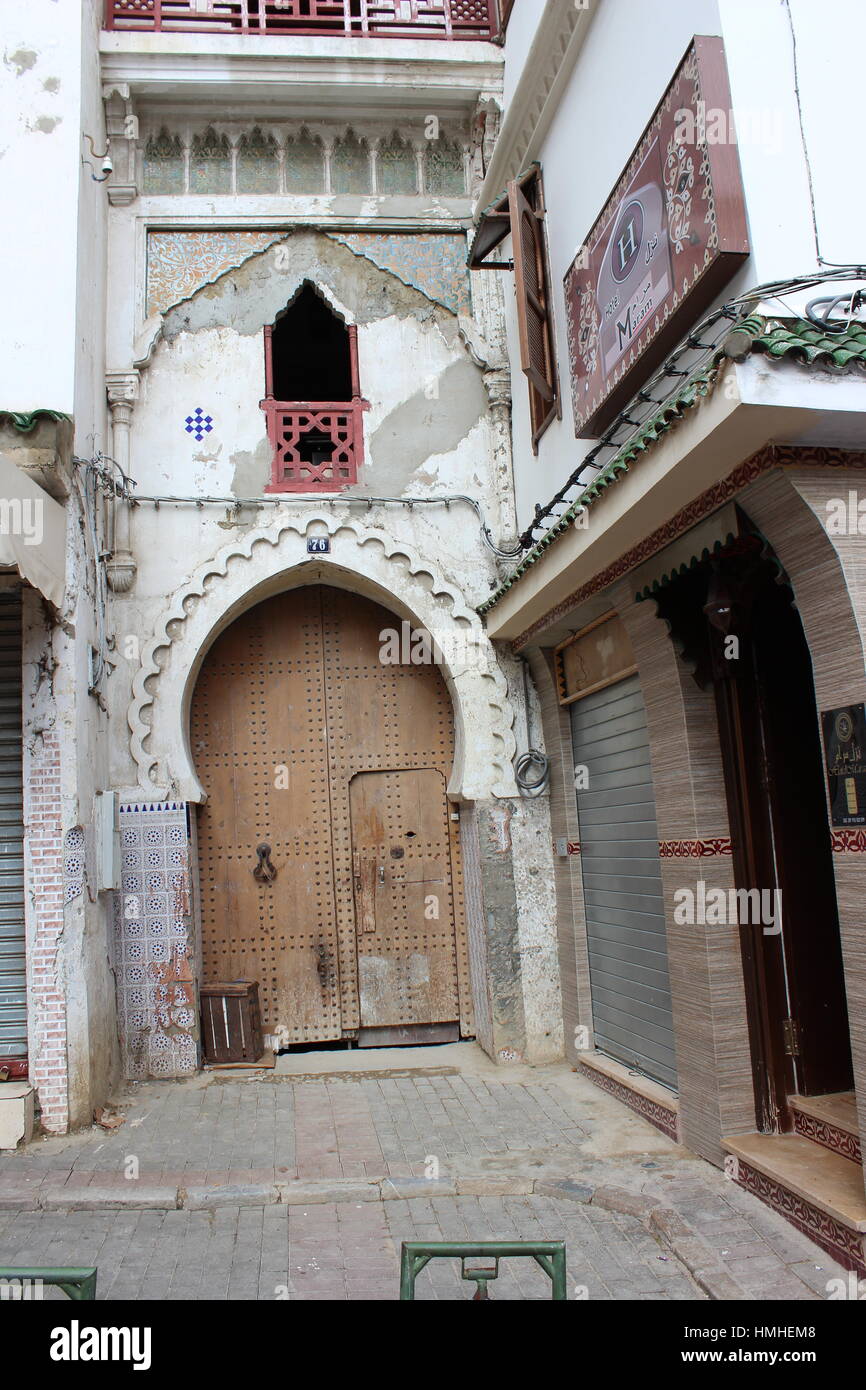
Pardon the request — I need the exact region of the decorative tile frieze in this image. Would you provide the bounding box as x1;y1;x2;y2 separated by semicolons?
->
793;1109;862;1166
578;1061;679;1142
735;1159;866;1277
145;228;471;320
509;445;866;648
146;230;285;316
658;837;733;858
831;828;866;853
326;232;470;316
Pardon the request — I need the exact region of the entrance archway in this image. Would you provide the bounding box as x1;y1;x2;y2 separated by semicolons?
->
190;584;474;1047
654;521;853;1131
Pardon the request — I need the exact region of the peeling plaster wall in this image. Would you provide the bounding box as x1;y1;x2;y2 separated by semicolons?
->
100;101;562;1064
131;234;492;511
499;648;562;1063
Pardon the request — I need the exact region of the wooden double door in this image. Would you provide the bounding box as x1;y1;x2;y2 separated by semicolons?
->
190;585;472;1047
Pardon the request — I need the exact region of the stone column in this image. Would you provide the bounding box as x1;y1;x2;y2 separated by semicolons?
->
484;367;519;552
105;371;139;594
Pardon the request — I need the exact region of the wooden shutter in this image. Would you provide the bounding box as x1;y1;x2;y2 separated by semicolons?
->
509;176;555;403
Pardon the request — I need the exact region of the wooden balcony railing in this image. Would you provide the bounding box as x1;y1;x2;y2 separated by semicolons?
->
105;0;498;40
261;400;366;492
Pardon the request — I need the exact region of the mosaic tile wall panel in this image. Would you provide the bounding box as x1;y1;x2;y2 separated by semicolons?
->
146;230;471;320
326;232;470;315
116;801;198;1079
146;231;285;316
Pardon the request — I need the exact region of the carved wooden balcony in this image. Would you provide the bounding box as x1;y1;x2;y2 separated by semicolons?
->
105;0;498;40
260;399;367;492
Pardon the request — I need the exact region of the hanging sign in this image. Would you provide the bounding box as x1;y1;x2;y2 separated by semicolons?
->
563;36;749;439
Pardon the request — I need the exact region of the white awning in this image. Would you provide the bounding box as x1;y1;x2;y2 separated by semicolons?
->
0;451;65;608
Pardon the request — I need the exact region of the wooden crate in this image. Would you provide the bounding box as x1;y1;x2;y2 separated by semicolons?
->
200;981;263;1064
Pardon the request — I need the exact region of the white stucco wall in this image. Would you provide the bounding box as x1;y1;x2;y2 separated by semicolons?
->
501;0;859;532
0;0;103;418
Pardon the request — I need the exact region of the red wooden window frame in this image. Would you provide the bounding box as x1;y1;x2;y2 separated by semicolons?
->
260;320;369;493
104;0;498;40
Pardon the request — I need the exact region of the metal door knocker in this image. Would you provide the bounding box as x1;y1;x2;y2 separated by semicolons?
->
253;843;278;884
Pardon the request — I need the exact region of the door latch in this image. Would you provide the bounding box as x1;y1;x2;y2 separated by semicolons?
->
253;843;278;884
315;942;330;992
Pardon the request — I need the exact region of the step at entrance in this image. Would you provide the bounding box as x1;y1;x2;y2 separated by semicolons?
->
789;1091;861;1166
723;1131;866;1276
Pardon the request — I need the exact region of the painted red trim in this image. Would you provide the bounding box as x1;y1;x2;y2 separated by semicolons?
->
104;0;497;39
0;1057;28;1079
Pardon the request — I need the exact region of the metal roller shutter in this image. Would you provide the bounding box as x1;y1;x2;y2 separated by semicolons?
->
0;588;25;1066
571;673;677;1089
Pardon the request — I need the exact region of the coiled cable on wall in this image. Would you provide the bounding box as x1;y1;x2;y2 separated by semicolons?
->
515;748;549;796
515;658;549;796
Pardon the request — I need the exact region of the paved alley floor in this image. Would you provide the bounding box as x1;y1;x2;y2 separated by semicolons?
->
0;1044;846;1300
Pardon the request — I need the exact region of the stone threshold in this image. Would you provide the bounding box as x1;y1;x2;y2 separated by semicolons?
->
789;1091;861;1166
724;1132;866;1277
577;1051;679;1142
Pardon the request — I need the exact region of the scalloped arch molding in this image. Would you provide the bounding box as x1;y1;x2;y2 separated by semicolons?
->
127;513;518;801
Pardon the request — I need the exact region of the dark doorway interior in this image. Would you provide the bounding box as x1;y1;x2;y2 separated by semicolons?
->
654;518;853;1132
270;283;352;402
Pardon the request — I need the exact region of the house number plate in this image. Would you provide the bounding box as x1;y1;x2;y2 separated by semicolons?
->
307;537;330;554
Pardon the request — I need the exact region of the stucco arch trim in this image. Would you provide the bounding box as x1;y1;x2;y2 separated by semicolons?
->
127;512;518;802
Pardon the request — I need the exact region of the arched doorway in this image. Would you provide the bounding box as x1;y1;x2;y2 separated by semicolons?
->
189;583;473;1048
653;517;853;1131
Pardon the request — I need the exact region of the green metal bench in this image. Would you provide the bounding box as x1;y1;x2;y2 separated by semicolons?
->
399;1241;566;1300
0;1268;97;1301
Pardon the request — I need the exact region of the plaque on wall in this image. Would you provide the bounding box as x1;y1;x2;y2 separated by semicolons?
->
822;704;866;827
563;35;749;439
555;612;637;706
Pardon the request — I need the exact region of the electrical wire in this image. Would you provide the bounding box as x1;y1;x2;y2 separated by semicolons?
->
122;488;524;560
517;265;866;551
514;657;549;796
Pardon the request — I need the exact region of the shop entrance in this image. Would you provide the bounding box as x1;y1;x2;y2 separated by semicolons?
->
655;523;853;1131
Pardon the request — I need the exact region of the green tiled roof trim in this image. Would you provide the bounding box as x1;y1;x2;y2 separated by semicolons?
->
0;409;71;434
476;362;721;614
750;315;866;369
477;313;866;617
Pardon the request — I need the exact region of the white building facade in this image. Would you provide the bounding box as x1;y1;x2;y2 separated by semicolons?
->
0;0;566;1141
476;0;866;1275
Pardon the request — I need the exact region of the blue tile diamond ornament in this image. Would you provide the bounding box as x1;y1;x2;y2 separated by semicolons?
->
185;407;213;442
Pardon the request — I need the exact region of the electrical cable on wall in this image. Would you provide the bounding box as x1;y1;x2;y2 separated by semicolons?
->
119;488;523;561
73;453;135;700
514;657;549;796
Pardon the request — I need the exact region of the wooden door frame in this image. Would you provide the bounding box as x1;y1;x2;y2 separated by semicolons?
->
713;664;796;1130
710;555;853;1129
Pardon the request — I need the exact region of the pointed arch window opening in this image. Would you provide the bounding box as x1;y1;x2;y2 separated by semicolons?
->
261;282;368;494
